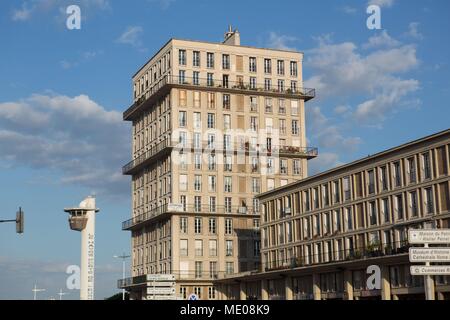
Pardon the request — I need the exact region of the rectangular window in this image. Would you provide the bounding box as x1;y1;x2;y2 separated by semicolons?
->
207;92;215;108
194;196;202;212
194;217;202;234
249;77;256;89
250;96;258;112
223;94;230;110
180;239;188;256
423;152;431;179
293;159;301;175
178;49;186;65
277;60;285;75
180;217;188;233
194;175;202;191
225;218;233;235
343;177;351;201
292;120;299;135
207;52;214;68
209;196;216;213
425;187;434;214
207;113;215;129
195;239;203;256
208;175;216;192
224;176;232;193
396;195;404;220
249;57;257;72
178;70;186;84
193;51;200;67
193;71;200;85
264;78;271;91
264;58;272;74
207;73;214;86
195;261;203;278
178;111;187;127
226;262;234;275
380;166;388;191
410;191;418;217
226;240;233;256
222;54;230;69
225;197;232;213
209;219;216;234
394;161;401;187
368;170;375;194
408;158;417;183
290;61;298;77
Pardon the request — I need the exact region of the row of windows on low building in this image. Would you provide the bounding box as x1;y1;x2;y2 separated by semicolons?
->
262;226;413;269
179;286;217;300
262;148;449;223
262;185;449;248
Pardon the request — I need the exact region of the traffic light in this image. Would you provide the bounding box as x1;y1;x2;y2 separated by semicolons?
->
16;207;24;234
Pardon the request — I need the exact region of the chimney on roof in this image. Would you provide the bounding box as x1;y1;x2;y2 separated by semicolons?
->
223;25;240;46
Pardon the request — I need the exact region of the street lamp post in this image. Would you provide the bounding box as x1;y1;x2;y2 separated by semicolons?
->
113;253;130;300
32;284;46;300
57;289;69;301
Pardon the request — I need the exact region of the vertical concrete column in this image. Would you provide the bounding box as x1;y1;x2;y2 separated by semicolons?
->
261;280;269;300
312;273;321;300
381;266;391;300
344;270;354;300
285;277;293;300
239;282;247;300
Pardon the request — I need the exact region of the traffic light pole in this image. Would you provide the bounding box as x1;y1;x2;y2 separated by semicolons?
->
0;207;24;233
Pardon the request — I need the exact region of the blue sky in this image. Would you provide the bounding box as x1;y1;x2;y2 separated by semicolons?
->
0;0;449;299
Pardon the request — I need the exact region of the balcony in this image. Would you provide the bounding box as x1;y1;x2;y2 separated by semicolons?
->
123;139;318;175
262;240;411;272
124;75;316;121
122;204;260;231
123;138;172;175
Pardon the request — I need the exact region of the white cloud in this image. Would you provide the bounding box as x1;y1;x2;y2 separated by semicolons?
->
12;3;32;21
368;0;395;8
334;105;350;115
60;50;103;69
116;26;145;51
304;34;419;125
341;6;357;14
308;152;343;175
363;30;401;49
267;32;299;51
407;22;424;40
0;93;130;197
148;0;176;10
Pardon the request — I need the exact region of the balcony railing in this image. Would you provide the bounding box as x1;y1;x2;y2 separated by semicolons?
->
123;139;318;174
122;138;171;174
261;240;410;272
122;204;260;230
124;75;316;120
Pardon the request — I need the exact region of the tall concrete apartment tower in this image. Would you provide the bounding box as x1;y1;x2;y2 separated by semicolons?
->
120;27;317;300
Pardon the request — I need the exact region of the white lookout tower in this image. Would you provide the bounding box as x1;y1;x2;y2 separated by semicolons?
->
63;196;99;300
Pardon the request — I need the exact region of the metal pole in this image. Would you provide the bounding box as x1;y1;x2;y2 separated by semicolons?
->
424;243;435;300
114;253;130;301
122;258;126;300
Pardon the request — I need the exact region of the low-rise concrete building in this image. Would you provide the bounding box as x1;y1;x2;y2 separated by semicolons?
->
216;129;450;300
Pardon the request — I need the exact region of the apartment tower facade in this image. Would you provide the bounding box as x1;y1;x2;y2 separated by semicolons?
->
120;27;317;300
